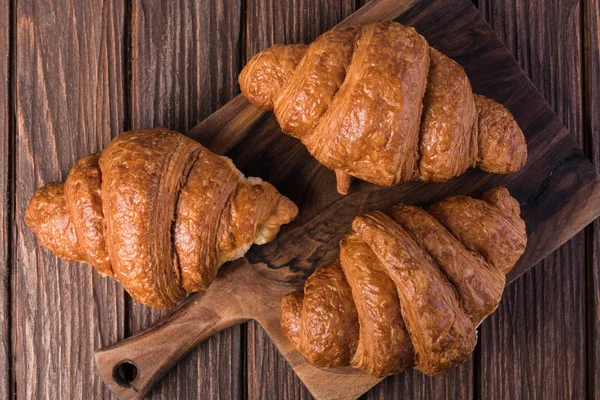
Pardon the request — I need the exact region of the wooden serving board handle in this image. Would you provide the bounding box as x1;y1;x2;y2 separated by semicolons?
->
94;263;253;400
95;258;383;400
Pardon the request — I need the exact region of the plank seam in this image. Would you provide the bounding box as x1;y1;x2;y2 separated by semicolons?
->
473;335;481;398
7;0;16;397
241;322;248;400
123;0;133;339
240;0;247;67
582;0;598;397
585;222;596;400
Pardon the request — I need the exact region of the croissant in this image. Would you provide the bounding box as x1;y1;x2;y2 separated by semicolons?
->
25;129;298;308
281;187;526;377
239;22;528;194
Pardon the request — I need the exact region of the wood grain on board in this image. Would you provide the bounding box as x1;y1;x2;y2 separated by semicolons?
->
477;0;589;398
584;0;600;397
0;0;10;397
128;1;243;398
12;0;126;398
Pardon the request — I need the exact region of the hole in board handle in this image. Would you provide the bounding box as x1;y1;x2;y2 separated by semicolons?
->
112;360;138;387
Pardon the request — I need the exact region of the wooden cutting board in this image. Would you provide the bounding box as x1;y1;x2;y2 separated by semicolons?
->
94;0;600;399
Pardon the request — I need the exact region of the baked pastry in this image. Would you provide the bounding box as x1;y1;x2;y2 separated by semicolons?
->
239;22;528;194
25;129;298;308
281;187;526;377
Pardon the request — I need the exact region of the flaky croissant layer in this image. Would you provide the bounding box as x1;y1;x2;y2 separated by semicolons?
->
240;21;528;194
281;187;526;377
26;129;298;308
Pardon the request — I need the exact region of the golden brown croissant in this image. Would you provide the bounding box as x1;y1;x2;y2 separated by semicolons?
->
25;129;298;308
239;22;528;194
281;187;526;377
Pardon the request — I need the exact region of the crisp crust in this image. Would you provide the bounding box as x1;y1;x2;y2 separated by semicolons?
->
475;94;528;173
217;179;298;263
428;187;527;275
353;211;477;375
298;261;359;367
418;49;477;182
99;130;195;308
64;154;112;276
239;44;308;110
390;204;505;326
340;233;414;376
174;149;241;292
274;25;359;140
281;290;304;347
307;22;430;185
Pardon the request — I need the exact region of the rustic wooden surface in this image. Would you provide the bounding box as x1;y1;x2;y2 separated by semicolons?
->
12;0;127;399
3;0;600;399
0;0;10;398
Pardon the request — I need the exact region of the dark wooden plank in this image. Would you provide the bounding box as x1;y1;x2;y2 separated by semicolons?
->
584;0;600;397
246;0;356;54
129;1;243;398
131;0;242;132
477;0;587;398
13;0;126;398
361;368;472;400
0;0;10;397
248;320;312;400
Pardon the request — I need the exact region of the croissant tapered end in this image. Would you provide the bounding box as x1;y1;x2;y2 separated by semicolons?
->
474;95;528;174
287;260;359;368
248;179;299;245
26;129;298;309
239;44;308;110
25;157;114;278
25;183;84;263
335;170;354;195
281;290;304;347
282;187;526;377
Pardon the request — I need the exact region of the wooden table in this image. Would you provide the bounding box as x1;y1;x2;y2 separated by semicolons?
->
1;0;599;399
